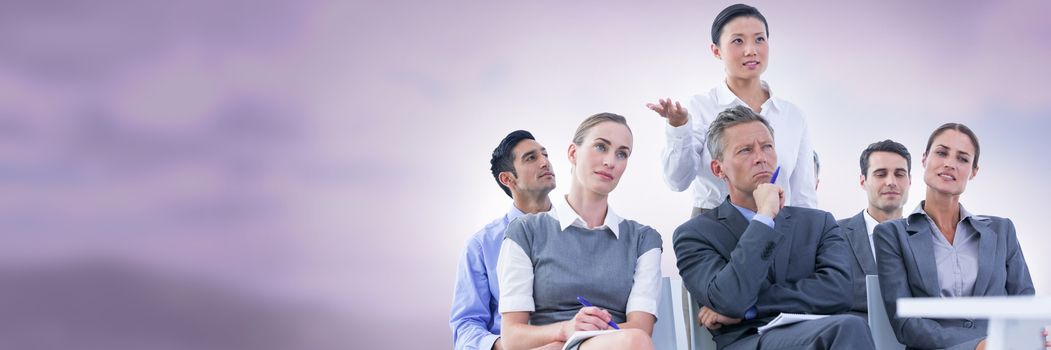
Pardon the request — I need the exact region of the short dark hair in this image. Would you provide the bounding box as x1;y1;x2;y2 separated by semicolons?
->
706;105;774;161
490;130;535;198
711;4;769;45
924;123;980;170
860;139;912;177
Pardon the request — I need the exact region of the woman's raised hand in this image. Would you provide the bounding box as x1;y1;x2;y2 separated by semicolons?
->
646;98;688;127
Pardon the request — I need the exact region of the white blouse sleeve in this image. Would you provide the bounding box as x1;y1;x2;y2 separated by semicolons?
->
496;239;535;313
661;111;705;193
625;248;662;317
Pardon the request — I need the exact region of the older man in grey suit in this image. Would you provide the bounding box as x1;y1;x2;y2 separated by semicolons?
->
837;140;912;317
673;106;873;350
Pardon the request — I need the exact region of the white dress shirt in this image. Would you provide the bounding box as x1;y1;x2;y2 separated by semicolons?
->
662;80;818;209
497;195;662;317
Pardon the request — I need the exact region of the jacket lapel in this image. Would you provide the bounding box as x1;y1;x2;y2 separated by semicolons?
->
906;214;941;296
846;212;878;275
716;198;787;281
716;198;750;242
970;216;996;295
772;210;794;282
711;199;751;260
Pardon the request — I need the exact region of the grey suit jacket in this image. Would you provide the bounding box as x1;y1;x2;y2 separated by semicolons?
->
837;211;878;315
673;198;853;349
874;212;1035;350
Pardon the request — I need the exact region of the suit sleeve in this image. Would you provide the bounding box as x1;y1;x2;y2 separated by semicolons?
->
673;218;783;318
1003;219;1036;295
874;222;982;349
754;212;852;315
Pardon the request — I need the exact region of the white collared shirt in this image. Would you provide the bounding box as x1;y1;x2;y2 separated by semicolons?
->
662;80;818;209
496;195;662;317
552;193;624;238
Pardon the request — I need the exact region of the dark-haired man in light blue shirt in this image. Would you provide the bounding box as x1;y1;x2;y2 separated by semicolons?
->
450;130;556;350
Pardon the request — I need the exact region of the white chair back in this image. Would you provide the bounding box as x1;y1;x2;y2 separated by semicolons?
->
652;277;690;350
867;275;905;350
684;284;718;350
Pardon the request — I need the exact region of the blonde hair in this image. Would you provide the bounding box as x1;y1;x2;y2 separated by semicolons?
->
572;113;631;145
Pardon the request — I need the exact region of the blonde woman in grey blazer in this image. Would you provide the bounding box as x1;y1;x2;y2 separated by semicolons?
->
874;123;1035;350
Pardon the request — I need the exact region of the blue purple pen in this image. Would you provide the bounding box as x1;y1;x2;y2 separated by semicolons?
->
576;296;620;330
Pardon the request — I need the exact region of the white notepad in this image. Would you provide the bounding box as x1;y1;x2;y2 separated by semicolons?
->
756;313;828;334
562;329;620;350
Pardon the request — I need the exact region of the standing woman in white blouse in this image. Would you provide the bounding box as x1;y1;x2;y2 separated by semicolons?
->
647;3;818;217
497;113;663;350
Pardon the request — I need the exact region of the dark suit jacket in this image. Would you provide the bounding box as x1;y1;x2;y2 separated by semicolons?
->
673;198;853;349
874;212;1035;350
837;211;878;315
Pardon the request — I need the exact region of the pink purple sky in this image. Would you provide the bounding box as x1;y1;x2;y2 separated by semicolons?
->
0;0;1048;348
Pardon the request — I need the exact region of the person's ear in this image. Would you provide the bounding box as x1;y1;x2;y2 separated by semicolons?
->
498;171;516;189
710;159;725;181
859;174;866;189
568;143;577;166
710;43;722;60
970;165;979;180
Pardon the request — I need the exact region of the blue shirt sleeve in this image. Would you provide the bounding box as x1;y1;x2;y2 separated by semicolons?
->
752;214;775;228
450;236;500;350
743;306;758;320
